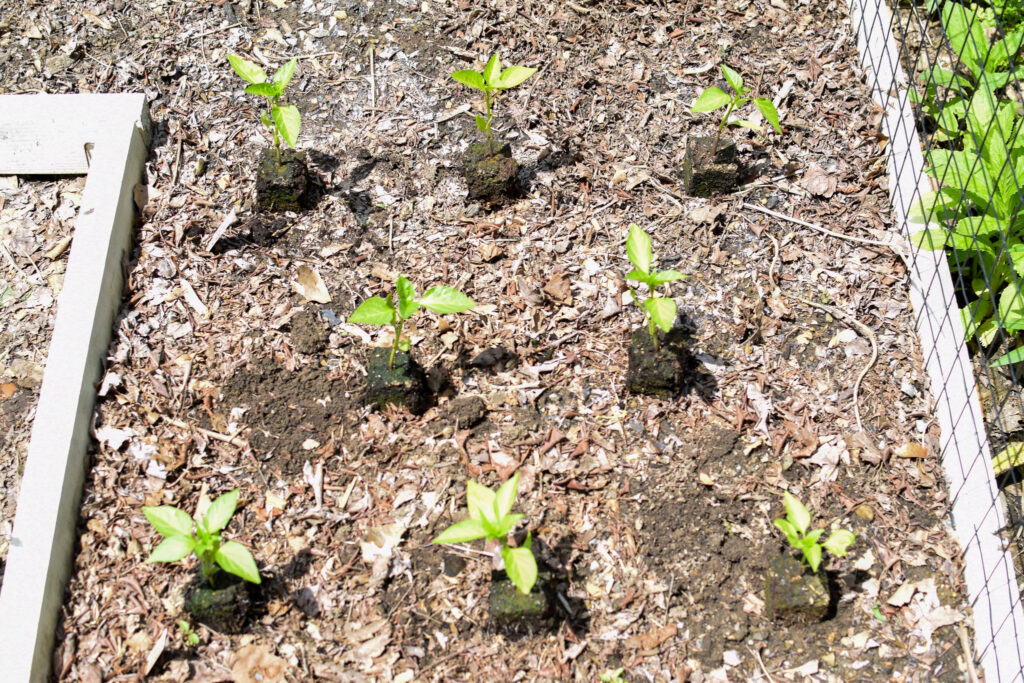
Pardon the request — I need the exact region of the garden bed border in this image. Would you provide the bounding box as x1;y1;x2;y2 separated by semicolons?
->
0;93;149;683
847;1;1024;679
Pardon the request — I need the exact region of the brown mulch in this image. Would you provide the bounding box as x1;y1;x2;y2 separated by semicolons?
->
1;0;979;681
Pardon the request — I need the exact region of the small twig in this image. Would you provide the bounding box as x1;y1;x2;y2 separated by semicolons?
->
193;22;241;39
0;241;41;285
164;417;247;447
747;646;779;682
368;40;377;110
743;202;897;251
958;624;981;683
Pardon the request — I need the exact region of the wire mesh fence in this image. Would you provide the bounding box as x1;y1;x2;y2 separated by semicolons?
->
847;0;1024;677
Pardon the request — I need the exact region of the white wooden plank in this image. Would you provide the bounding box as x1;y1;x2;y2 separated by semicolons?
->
0;94;149;683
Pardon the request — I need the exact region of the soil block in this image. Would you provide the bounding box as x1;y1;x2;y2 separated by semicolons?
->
625;327;691;397
462;140;518;206
365;347;430;414
185;570;254;634
682;136;739;197
256;147;309;212
488;569;553;624
764;554;830;624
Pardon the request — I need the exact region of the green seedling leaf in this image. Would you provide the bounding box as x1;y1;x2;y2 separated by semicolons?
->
624;269;655;288
451;69;485;90
649;269;686;286
494;512;525;538
911;229;951;250
644;297;677;333
773;518;800;547
417;286;476;314
143;506;195;539
272;104;301;148
215;540;262;584
396;276;419;320
497;65;537;89
691;86;731;113
501;545;538;595
245;82;281;98
722;64;744;93
733;119;763;131
754;97;782;133
433;518;489;544
495;472;520;519
476;114;489;132
272;58;297;91
823;529;856;557
348;296;394;326
991;346;1024;369
203;489;238;534
783;491;811;535
260;112;273;128
147;536;196;563
466;480;497;524
992;440;1024;474
483;53;501;86
227;54;267;84
626;223;653;273
804;543;823;573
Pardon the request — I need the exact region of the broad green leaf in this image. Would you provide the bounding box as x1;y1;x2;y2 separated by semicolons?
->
754;98;781;133
625;269;657;289
805;528;825;545
271;104;301;147
483;53;501;86
495;472;520;519
147;535;195;563
215;541;262;583
203;489;238;534
466;480;497;525
804;543;823;573
991;440;1024;473
227;54;267;84
245;82;281;98
783;492;811;536
721;64;744;93
396;276;419;320
644;297;677;333
476;114;489;132
451;69;485;90
773;518;801;547
911;229;950;250
1009;244;1024;277
497;65;537;89
691;86;732;113
626;223;652;273
650;269;686;285
433;518;489;544
349;296;395;326
501;545;538;595
272;58;297;91
417;286;476;314
961;297;993;340
908;187;965;223
143;506;195;539
823;529;855;557
260;112;273;127
732;119;763;131
999;285;1024;331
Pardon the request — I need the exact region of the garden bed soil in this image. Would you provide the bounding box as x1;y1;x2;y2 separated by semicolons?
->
0;0;980;680
0;175;77;582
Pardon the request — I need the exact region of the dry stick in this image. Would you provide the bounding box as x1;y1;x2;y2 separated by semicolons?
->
368;40;377;110
766;234;878;432
747;645;779;683
164;417;247;448
958;623;981;683
743;201;898;252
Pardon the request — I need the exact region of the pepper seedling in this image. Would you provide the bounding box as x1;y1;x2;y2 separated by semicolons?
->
433;471;538;595
227;54;301;164
451;53;537;157
774;491;855;573
143;489;261;587
691;64;781;155
348;275;475;371
625;223;686;352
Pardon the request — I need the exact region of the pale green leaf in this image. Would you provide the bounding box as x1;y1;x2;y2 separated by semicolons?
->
203;489;238;534
245;82;281;98
501;545;538;595
823;529;855;557
644;297;677;333
147;535;195;563
754;97;781;133
396;276;419;320
783;492;811;536
227;54;267;85
495;472;520;520
911;229;950;250
494;512;525;539
773;518;800;547
691;86;732;113
650;269;686;285
483;53;501;86
497;65;537;89
466;480;497;524
271;104;301;147
349;296;395;326
626;223;652;273
991;440;1024;473
804;543;823;573
272;58;297;91
476;114;489;132
143;506;195;539
721;64;744;93
732;119;763;131
215;541;262;584
451;69;485;90
433;518;489;544
417;286;475;314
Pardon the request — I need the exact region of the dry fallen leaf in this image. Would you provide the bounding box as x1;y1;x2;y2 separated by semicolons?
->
232;644;288;683
896;442;928;459
624;623;677;650
800;163;837;198
292;264;332;304
543;272;573;305
478;242;504;262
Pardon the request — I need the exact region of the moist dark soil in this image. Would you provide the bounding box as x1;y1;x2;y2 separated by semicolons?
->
256;147;310;212
683;136;740;197
463;140;519;206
